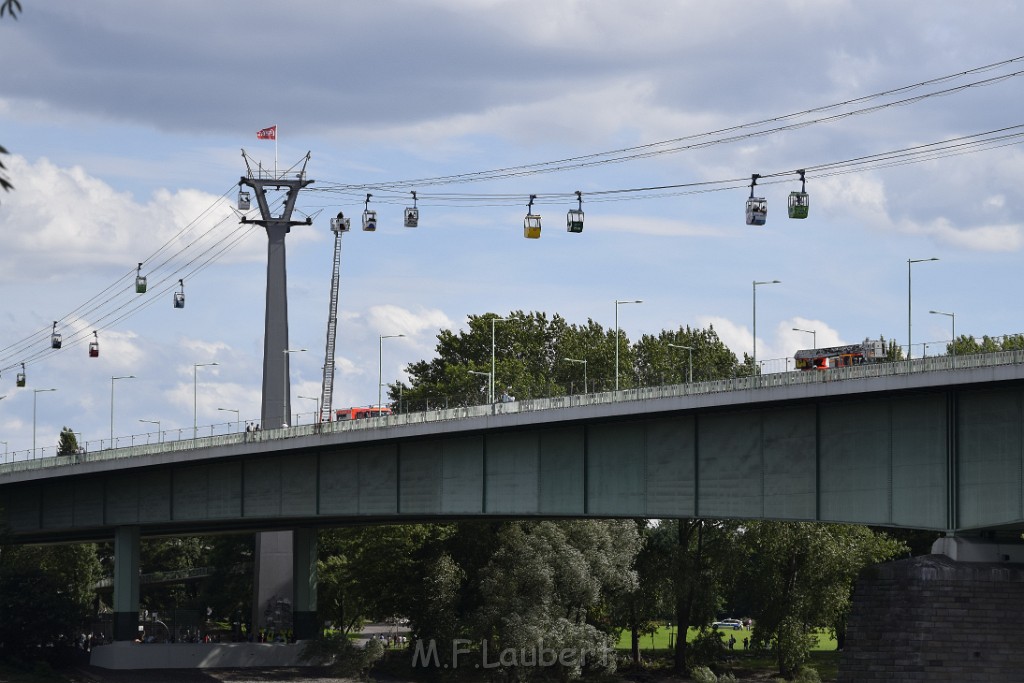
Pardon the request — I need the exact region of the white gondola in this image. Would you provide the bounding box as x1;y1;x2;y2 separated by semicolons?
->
89;330;99;358
173;279;185;309
362;193;377;231
405;191;419;227
238;189;251;211
331;211;351;233
16;362;26;387
567;191;584;233
51;321;62;349
135;262;147;293
745;174;767;226
524;194;541;239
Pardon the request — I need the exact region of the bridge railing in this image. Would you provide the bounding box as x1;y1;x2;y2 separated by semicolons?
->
4;349;1024;477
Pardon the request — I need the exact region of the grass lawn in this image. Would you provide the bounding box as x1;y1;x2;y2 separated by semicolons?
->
616;625;840;681
616;624;838;652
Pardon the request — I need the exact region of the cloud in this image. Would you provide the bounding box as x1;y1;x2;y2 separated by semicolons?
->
0;155;262;284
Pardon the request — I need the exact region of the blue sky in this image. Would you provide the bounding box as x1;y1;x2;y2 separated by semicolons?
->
1;1;1022;457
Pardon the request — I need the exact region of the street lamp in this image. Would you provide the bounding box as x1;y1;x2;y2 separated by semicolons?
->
614;299;643;391
1;441;7;464
667;343;694;383
908;257;939;360
139;419;162;444
929;310;956;368
491;317;516;404
298;395;319;424
563;358;588;393
33;388;57;457
792;327;816;349
378;334;405;411
111;375;136;443
468;370;491;404
282;349;306;428
753;280;781;373
217;408;240;433
193;362;219;439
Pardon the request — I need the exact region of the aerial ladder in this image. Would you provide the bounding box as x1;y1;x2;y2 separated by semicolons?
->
318;212;350;422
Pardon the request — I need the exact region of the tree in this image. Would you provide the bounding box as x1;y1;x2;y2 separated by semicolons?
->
0;542;102;660
736;522;905;679
634;325;742;386
57;427;79;456
469;520;640;679
0;1;21;200
610;520;674;666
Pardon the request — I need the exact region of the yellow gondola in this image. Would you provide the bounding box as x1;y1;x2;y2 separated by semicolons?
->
524;194;541;239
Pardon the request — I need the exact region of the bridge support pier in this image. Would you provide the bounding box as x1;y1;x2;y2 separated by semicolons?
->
292;527;318;640
112;525;140;642
840;542;1024;682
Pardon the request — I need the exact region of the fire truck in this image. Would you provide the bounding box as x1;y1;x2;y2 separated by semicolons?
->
794;339;886;370
335;406;393;420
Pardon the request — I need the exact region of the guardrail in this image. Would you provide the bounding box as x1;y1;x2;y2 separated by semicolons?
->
2;351;1022;478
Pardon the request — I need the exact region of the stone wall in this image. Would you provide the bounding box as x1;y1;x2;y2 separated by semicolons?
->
839;554;1024;682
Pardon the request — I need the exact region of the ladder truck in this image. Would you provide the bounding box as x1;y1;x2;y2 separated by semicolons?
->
318;213;350;422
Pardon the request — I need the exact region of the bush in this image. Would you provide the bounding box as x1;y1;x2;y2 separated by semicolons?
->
791;667;821;683
300;634;385;678
690;665;718;683
718;673;738;683
688;628;727;668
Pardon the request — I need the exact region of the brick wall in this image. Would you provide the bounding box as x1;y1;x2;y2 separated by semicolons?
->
839;554;1024;682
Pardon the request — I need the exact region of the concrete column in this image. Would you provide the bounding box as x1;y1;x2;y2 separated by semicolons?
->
292;527;318;640
112;526;140;641
253;530;293;632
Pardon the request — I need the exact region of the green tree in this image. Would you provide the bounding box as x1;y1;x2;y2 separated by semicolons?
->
0;542;102;660
610;520;674;666
634;325;742;386
0;1;21;199
57;427;79;456
736;522;905;679
469;520;639;679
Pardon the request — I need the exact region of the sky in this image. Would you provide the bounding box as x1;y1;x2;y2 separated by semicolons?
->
1;1;1022;458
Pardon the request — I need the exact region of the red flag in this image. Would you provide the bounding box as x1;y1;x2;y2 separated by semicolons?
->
257;126;277;140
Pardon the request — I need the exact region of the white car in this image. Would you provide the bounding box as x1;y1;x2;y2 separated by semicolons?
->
712;619;743;630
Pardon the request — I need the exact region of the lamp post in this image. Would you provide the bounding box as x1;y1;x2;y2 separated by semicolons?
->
490;317;516;404
468;370;491;404
929;310;956;368
563;358;588;393
792;327;816;349
752;280;781;373
282;349;306;427
193;362;218;439
378;334;405;411
217;408;240;433
908;257;939;360
298;395;319;424
614;299;643;391
111;375;136;444
33;388;57;458
667;343;694;383
139;419;162;444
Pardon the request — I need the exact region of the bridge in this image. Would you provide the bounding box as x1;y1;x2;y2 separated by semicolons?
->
5;350;1024;644
5;351;1024;542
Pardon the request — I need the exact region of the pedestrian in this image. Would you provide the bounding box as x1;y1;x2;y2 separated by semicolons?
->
728;634;736;650
743;636;749;649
